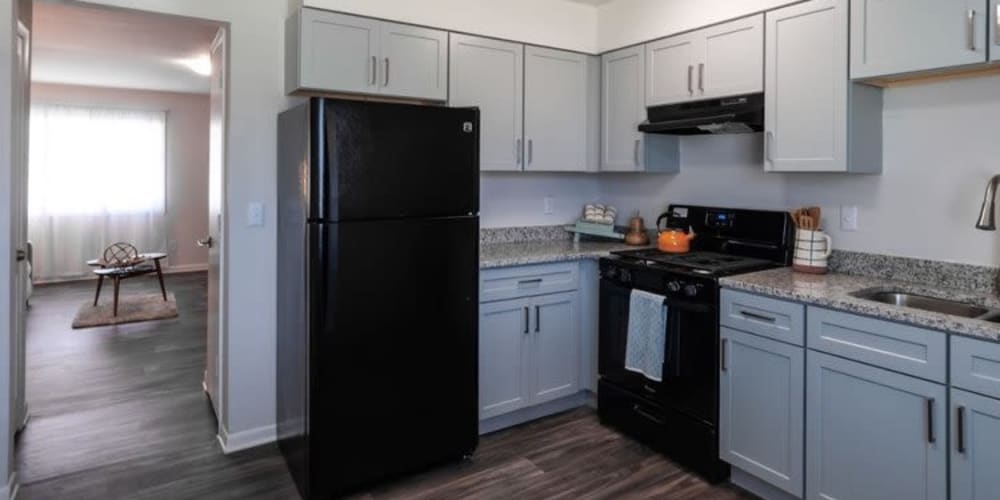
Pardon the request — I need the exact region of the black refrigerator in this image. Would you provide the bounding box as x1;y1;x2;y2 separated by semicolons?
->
276;98;480;499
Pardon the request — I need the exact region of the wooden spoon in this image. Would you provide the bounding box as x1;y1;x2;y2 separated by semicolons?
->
807;206;822;229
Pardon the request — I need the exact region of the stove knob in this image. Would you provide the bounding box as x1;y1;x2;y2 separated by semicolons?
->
684;284;699;297
619;269;632;283
667;281;682;292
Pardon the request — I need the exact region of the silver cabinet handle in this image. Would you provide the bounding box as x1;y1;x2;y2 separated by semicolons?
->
534;305;540;332
740;310;776;323
371;56;377;85
698;63;705;92
384;58;390;86
633;139;641;167
968;9;977;51
926;398;936;444
687;65;694;95
516;138;523;166
527;139;533;165
957;405;967;454
523;307;529;335
765;131;775;163
720;338;728;371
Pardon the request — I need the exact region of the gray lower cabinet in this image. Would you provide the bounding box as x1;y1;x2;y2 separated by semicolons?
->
951;388;1000;500
479;290;580;421
806;350;947;500
719;327;804;497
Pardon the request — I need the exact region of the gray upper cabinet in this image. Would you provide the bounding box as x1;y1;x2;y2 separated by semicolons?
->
288;9;379;96
286;9;448;101
699;14;764;99
479;297;531;420
379;22;448;101
992;0;1000;62
601;46;645;172
449;34;524;172
531;291;580;404
764;0;882;173
646;33;699;106
807;351;947;500
720;327;804;497
850;0;988;79
524;46;599;172
951;388;1000;500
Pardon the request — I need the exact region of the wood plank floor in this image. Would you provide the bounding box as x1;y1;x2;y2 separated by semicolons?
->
17;272;755;499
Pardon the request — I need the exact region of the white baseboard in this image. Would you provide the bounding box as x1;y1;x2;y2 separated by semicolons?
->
217;423;277;454
164;263;208;274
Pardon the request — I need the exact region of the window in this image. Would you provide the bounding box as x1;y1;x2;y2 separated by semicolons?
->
29;104;167;216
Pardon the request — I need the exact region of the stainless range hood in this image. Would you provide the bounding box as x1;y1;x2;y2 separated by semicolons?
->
639;93;764;135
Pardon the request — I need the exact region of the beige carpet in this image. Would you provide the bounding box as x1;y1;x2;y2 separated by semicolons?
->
72;292;178;329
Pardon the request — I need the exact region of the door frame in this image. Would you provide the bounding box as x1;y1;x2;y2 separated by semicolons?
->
11;18;29;439
207;25;229;432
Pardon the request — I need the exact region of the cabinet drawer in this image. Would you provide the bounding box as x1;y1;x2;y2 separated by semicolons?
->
480;262;579;302
720;289;805;346
952;335;1000;399
807;307;946;383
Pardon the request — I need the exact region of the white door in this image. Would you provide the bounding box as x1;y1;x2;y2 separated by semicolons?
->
601;46;645;172
765;0;848;172
645;33;699;106
299;9;379;95
523;46;589;172
850;0;987;79
479;298;531;420
203;28;227;420
699;15;764;99
951;388;1000;500
378;22;448;101
449;34;524;172
12;21;31;435
991;0;1000;62
530;292;579;404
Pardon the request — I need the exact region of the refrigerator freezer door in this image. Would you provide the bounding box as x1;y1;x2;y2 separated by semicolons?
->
315;98;480;222
311;215;479;496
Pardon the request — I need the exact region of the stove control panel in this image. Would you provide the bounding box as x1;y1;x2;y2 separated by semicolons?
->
705;209;735;229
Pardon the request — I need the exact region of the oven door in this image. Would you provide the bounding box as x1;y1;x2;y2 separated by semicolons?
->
598;278;718;426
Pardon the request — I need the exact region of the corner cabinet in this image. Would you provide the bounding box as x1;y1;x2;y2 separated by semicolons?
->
806;350;947;500
951;389;1000;500
763;0;882;173
850;0;987;79
449;34;524;172
601;46;645;172
720;327;805;497
523;47;600;172
286;9;447;101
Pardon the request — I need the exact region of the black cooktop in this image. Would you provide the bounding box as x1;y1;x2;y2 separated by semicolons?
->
611;248;776;276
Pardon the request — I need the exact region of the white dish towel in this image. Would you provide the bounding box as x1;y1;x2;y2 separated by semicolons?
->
625;289;668;382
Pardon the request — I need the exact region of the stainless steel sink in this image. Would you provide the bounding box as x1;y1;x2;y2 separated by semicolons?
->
851;290;990;318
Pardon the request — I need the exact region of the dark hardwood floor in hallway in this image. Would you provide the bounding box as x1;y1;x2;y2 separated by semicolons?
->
17;272;755;500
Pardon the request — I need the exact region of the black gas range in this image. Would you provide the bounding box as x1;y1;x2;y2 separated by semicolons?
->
597;205;793;483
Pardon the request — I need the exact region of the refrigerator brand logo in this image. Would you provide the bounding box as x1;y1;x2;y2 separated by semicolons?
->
462;122;474;133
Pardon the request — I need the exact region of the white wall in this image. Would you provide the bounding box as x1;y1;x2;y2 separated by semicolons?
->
597;0;801;52
481;173;602;228
31;83;210;271
303;0;600;53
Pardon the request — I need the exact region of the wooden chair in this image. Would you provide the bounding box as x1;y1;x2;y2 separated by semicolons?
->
92;243;166;317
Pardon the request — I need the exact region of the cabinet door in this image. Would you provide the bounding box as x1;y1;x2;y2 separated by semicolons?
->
531;292;579;405
298;9;379;95
645;33;699;106
991;0;1000;62
699;14;764;99
524;46;589;172
951;389;1000;500
449;35;523;172
765;0;848;172
601;46;645;172
479;298;531;420
850;0;987;79
719;328;804;497
379;22;448;101
806;351;947;500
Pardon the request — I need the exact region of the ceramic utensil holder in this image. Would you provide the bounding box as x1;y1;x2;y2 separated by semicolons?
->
793;229;832;274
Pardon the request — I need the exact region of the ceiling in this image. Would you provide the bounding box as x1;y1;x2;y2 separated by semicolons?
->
31;2;221;94
563;0;617;6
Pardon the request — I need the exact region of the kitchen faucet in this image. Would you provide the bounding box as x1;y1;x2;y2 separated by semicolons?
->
976;174;1000;231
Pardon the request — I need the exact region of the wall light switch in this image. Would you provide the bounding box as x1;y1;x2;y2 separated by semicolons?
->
247;202;265;227
544;197;555;215
840;205;859;231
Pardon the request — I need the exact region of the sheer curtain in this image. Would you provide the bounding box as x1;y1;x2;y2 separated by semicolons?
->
28;104;168;281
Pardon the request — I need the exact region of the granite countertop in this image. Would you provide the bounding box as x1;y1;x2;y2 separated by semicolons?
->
480;240;640;269
720;268;1000;342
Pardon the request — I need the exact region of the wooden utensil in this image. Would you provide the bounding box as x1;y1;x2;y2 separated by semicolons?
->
807;206;821;229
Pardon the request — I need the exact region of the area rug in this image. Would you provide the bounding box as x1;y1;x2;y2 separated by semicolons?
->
72;292;179;329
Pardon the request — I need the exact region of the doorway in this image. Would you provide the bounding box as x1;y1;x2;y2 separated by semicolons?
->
11;1;232;494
